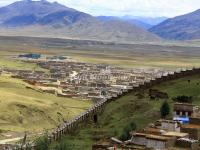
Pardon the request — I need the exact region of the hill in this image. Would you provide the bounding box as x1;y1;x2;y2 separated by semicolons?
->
49;74;200;149
0;0;160;43
0;74;91;138
149;9;200;40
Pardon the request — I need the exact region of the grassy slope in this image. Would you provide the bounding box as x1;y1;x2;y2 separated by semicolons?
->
0;57;46;71
0;74;92;135
53;74;200;150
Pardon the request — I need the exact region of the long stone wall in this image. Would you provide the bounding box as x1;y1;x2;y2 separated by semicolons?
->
46;67;200;143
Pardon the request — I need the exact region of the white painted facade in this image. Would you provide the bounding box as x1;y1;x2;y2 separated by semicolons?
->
131;136;146;146
146;139;166;150
161;121;180;132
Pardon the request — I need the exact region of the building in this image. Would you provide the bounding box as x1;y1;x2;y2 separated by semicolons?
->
173;103;200;117
160;120;181;132
162;131;189;139
131;132;175;149
190;117;200;125
176;138;199;150
173;103;200;124
131;133;146;146
146;134;174;149
181;124;200;140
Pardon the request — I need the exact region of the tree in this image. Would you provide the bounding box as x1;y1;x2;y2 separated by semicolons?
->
160;100;170;118
120;121;137;141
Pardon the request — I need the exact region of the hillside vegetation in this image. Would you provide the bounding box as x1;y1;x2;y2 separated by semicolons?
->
0;74;92;138
51;74;200;149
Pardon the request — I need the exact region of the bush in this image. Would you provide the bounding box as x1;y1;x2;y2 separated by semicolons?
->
172;95;193;103
120;121;137;141
52;141;73;150
160;101;170;118
35;134;50;150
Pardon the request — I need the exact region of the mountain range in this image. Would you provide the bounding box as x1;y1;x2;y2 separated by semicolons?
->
1;0;200;42
97;16;167;30
149;9;200;40
0;0;160;43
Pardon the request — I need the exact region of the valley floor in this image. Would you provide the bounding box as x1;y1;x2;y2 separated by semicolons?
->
0;36;200;69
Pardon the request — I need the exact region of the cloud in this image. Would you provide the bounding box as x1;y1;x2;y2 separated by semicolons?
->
50;0;200;17
1;0;200;17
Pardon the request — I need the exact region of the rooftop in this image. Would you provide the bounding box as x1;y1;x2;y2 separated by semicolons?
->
162;132;188;138
146;134;172;141
181;124;200;129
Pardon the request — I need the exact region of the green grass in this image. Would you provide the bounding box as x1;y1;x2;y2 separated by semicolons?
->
155;74;200;105
0;57;46;71
0;74;92;135
53;74;200;150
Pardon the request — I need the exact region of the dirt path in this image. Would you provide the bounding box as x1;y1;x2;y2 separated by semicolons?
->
0;137;23;144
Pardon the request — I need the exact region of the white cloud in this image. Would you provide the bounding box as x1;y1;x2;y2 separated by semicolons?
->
1;0;200;17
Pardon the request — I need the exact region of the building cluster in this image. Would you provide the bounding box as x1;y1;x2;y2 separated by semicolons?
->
94;103;200;150
130;103;200;150
3;57;173;102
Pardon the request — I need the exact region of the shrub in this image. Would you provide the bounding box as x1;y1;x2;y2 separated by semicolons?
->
35;134;50;150
160;100;170;118
52;141;73;150
120;121;136;141
172;95;193;103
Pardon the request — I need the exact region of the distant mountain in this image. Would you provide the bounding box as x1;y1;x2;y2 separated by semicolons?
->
97;16;152;30
149;9;200;40
97;16;119;22
0;0;91;27
122;16;168;26
97;16;167;30
124;19;152;30
0;0;160;43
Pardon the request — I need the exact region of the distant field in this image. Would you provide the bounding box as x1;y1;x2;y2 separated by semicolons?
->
0;57;46;71
0;74;92;138
53;74;200;149
0;36;199;69
64;50;200;68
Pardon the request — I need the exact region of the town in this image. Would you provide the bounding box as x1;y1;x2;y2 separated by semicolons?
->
4;54;174;102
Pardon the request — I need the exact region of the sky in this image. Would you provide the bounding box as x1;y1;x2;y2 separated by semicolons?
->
0;0;200;18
